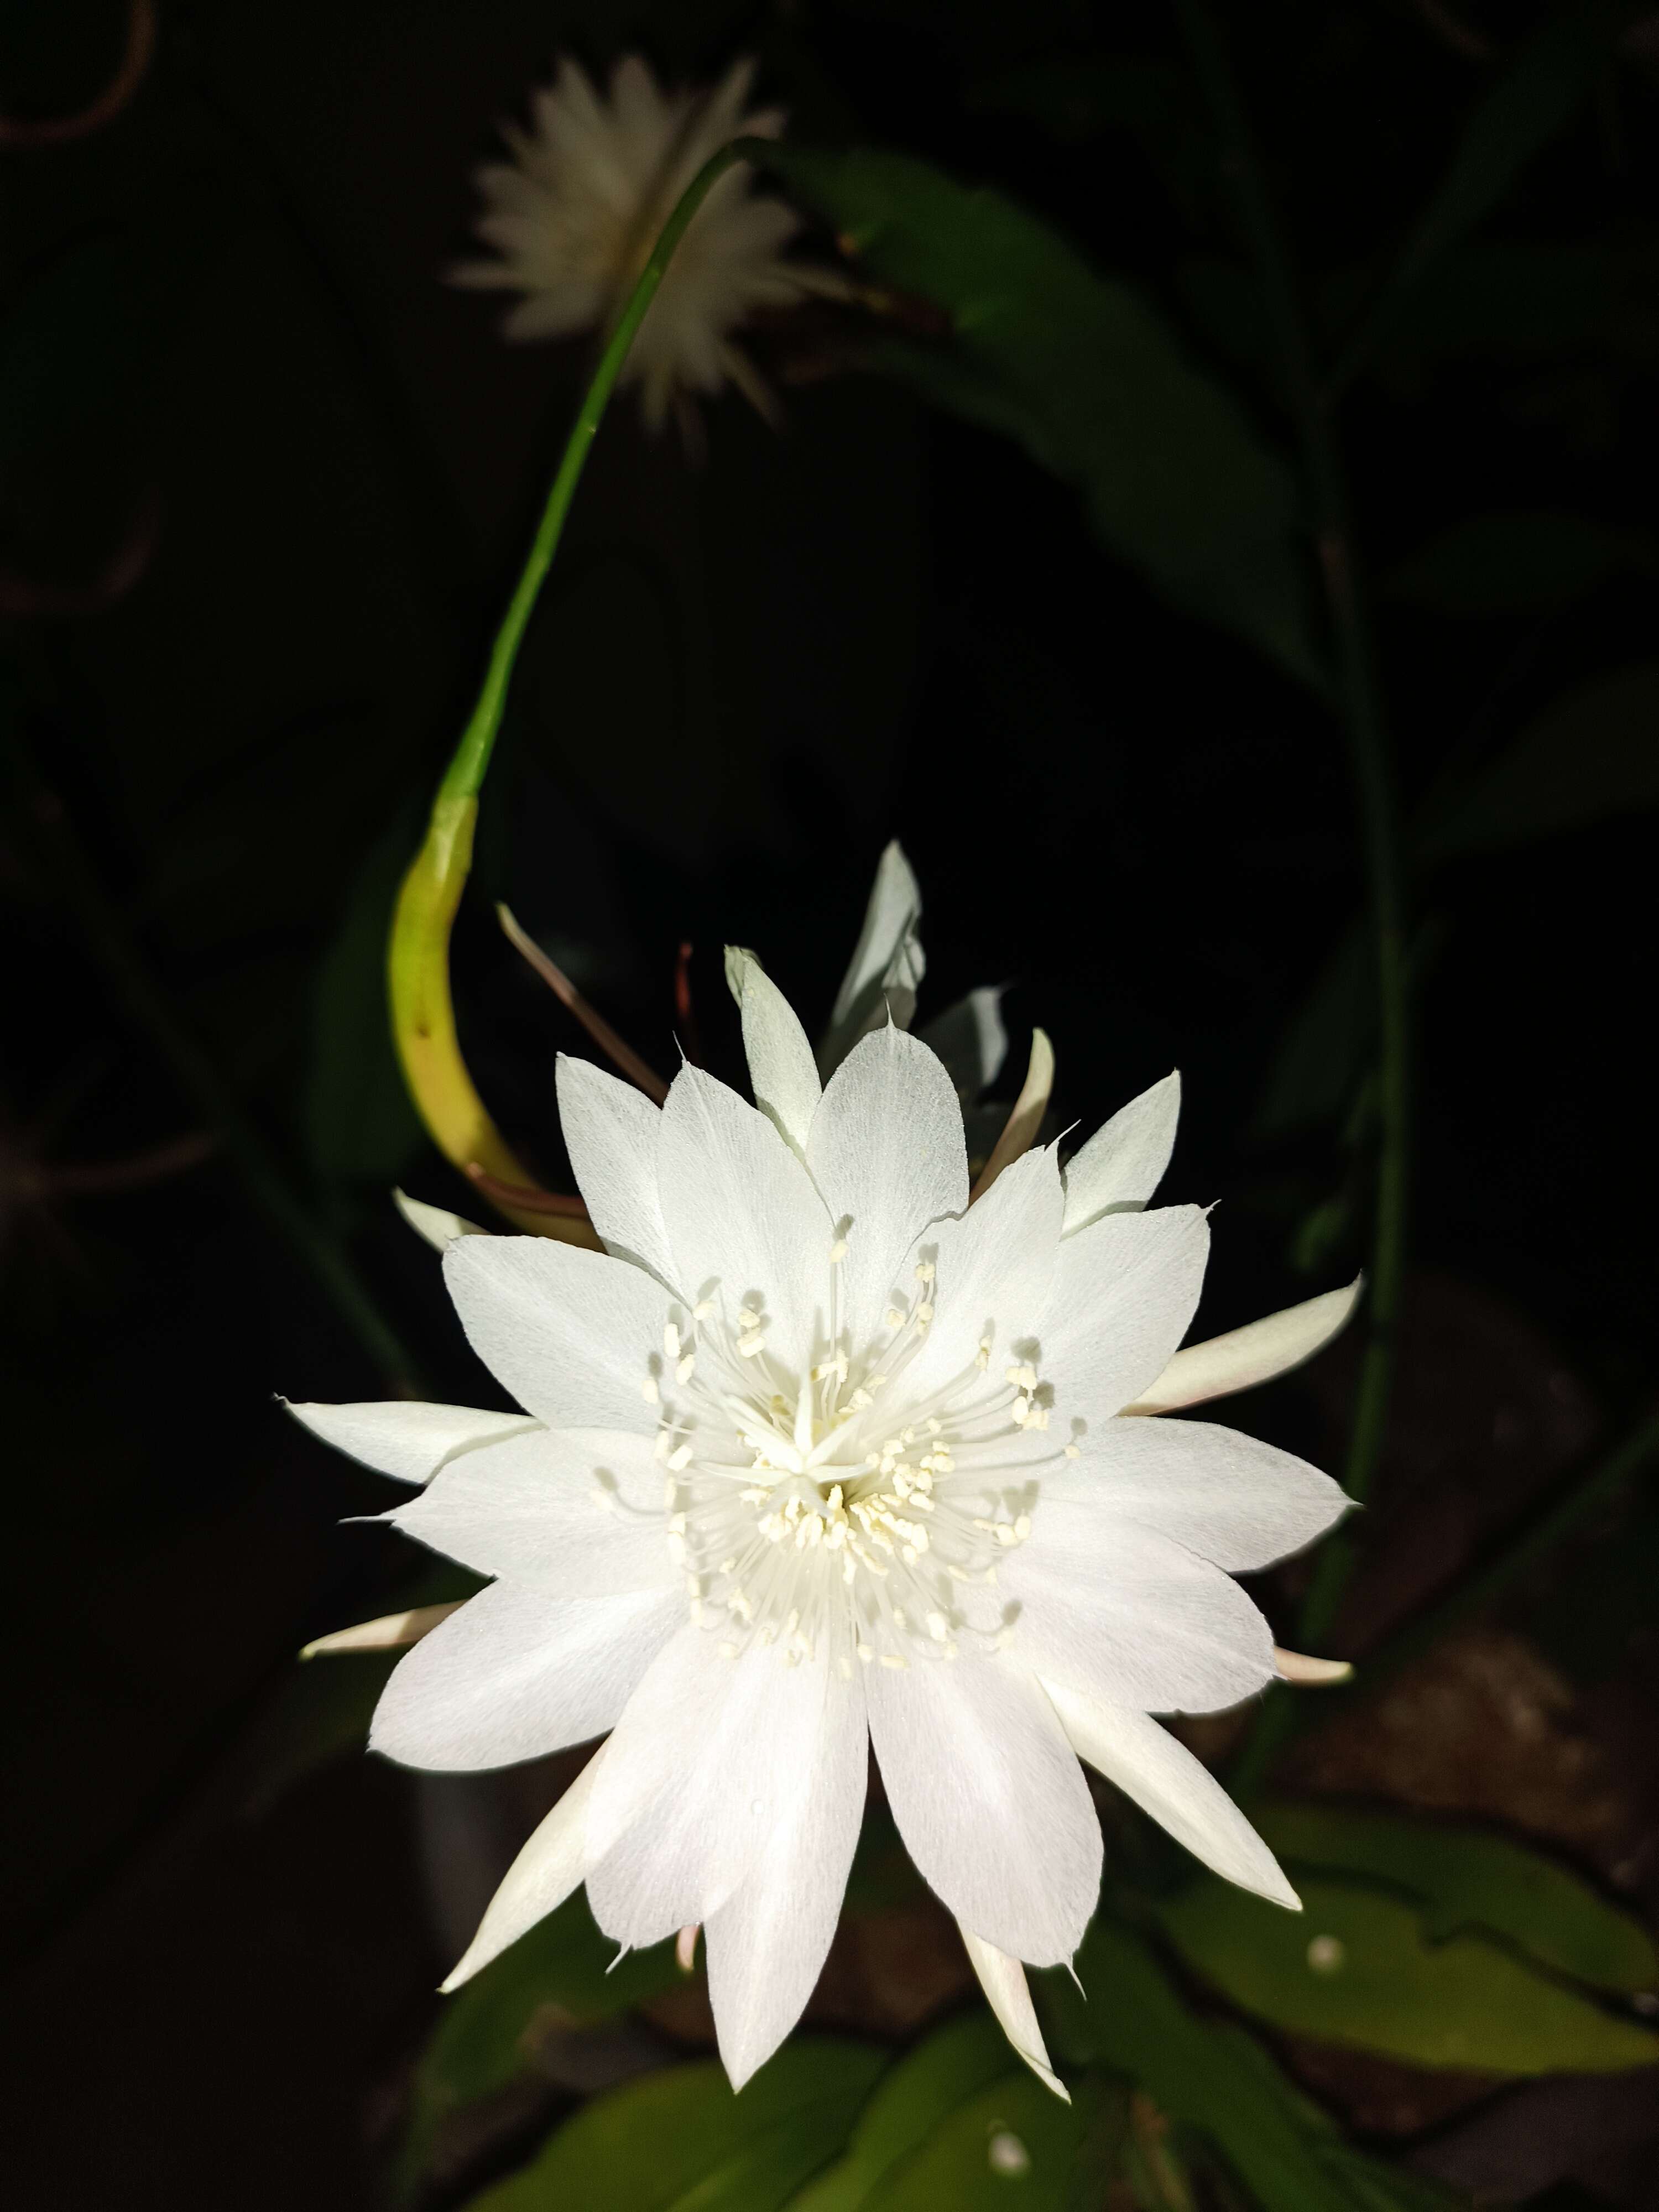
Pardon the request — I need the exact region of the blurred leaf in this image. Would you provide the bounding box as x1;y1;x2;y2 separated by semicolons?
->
1254;928;1370;1138
790;2013;1013;2209
969;56;1186;147
468;2039;886;2212
1342;14;1609;374
1415;665;1659;863
765;144;1319;682
1046;1920;1464;2211
304;812;427;1191
401;1889;684;2197
1337;241;1659;372
1385;512;1643;617
859;2071;1081;2209
1159;1876;1659;2073
1254;1802;1657;1994
1527;1484;1659;1682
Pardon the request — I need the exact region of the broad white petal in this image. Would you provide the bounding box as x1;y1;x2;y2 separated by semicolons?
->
1044;1680;1298;1910
821;841;925;1072
1040;1417;1349;1573
370;1581;680;1770
656;1066;834;1382
958;1927;1069;2101
284;1398;538;1486
1039;1205;1211;1430
585;1629;846;1946
919;987;1009;1100
556;1056;677;1285
441;1748;604;1989
866;1656;1100;1965
727;948;821;1159
1000;1515;1276;1715
897;1146;1063;1404
389;1427;676;1597
1060;1072;1181;1235
394;1190;487;1251
703;1667;868;2088
1125;1279;1363;1414
301;1602;461;1658
807;1024;968;1354
443;1235;669;1433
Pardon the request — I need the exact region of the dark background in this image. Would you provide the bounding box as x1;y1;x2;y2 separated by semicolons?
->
3;2;1656;2205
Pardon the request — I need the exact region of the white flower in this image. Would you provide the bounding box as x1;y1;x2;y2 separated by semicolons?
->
451;54;834;432
292;901;1357;2097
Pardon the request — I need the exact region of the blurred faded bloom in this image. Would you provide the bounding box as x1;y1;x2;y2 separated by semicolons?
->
293;849;1358;2096
452;54;836;432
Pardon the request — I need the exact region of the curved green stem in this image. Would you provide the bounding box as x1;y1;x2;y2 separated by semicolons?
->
1176;0;1412;1791
389;139;770;1225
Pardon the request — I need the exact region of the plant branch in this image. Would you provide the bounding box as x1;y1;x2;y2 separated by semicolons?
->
1176;0;1412;1790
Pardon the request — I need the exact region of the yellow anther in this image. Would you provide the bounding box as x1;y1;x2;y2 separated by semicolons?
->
664;1322;681;1359
641;1374;660;1404
830;1239;849;1264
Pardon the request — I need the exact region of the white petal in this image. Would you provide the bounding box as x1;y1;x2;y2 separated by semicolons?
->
703;1666;868;2088
301;1602;461;1658
897;1146;1063;1404
556;1056;677;1285
284;1398;538;1486
585;1629;849;1947
1044;1681;1299;1909
1039;1205;1211;1429
371;1582;680;1770
821;841;925;1072
1041;1417;1350;1573
443;1235;669;1432
807;1024;968;1354
919;987;1009;1100
726;948;821;1159
958;1927;1069;2101
1060;1072;1181;1235
865;1656;1100;1965
655;1066;833;1381
1000;1515;1277;1714
389;1427;676;1597
441;1747;604;1989
394;1190;487;1250
1125;1279;1363;1414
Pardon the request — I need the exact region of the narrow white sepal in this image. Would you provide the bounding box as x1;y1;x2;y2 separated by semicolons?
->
820;841;925;1071
1060;1071;1181;1235
300;1602;461;1658
394;1189;488;1251
1124;1277;1363;1415
970;1028;1055;1200
283;1399;539;1486
1044;1678;1300;1911
439;1749;606;1991
958;1924;1070;2103
727;947;822;1157
1274;1647;1353;1684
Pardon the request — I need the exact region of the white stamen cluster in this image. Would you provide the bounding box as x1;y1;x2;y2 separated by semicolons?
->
616;1238;1066;1674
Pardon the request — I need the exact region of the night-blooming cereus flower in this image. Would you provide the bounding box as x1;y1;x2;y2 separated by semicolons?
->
291;972;1357;2097
452;54;837;433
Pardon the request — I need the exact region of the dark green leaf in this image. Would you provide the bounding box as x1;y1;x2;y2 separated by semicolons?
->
1253;1802;1658;1993
789;2013;1014;2210
1159;1875;1659;2072
1341;14;1609;375
1415;664;1659;862
304;812;427;1191
1385;513;1642;617
467;2039;886;2212
764;145;1318;682
860;2071;1082;2209
1048;1921;1463;2211
1253;928;1371;1138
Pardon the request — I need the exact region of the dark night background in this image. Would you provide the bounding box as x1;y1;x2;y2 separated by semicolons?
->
3;2;1657;2206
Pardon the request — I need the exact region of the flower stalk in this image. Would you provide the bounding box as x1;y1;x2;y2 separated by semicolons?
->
388;137;771;1233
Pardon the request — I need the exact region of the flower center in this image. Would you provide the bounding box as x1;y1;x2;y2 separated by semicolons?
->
635;1243;1075;1672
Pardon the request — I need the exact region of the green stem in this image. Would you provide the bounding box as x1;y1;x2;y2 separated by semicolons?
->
438;137;769;806
7;739;418;1388
1176;1;1412;1790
